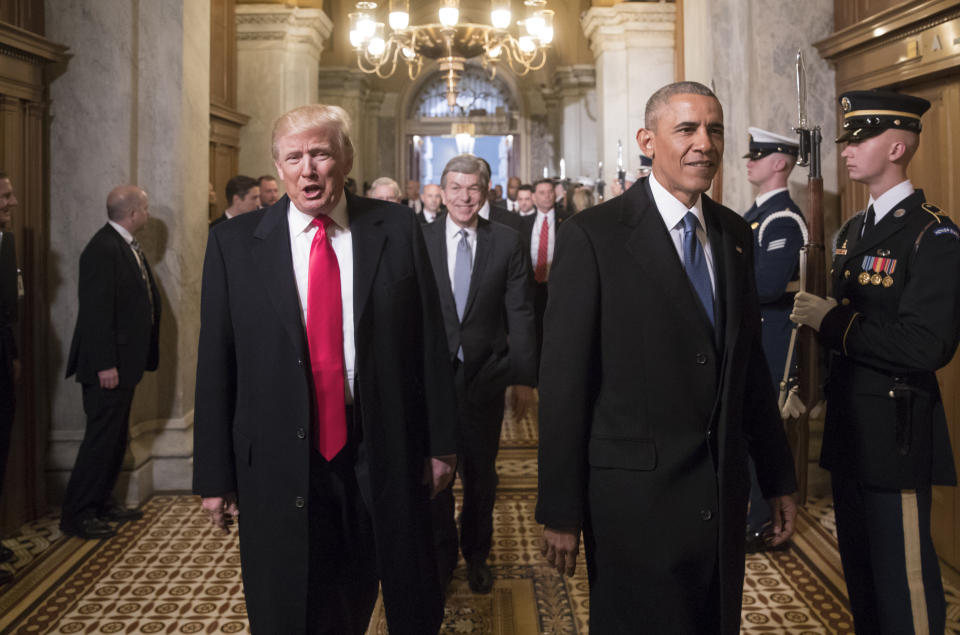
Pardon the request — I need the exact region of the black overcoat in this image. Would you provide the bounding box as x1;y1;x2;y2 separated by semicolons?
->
193;193;458;633
535;179;797;634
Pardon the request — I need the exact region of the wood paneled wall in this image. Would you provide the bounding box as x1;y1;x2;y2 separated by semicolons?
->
0;16;66;530
209;0;248;219
0;0;43;35
818;0;960;571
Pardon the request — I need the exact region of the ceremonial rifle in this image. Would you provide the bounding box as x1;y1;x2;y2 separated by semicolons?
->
780;50;825;504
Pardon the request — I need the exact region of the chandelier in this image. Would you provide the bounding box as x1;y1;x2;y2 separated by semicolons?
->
349;0;553;108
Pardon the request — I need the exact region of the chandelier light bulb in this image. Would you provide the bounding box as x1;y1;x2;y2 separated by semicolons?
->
389;11;409;30
349;29;364;48
389;0;409;29
487;44;502;59
525;14;544;38
536;10;554;43
401;46;416;60
357;15;376;39
367;23;386;56
518;35;536;53
491;8;511;30
439;0;459;27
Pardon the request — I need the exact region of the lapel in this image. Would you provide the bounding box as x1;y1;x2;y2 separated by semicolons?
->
347;192;387;332
251;197;307;359
463;217;492;319
703;197;743;357
424;219;458;318
622;180;715;342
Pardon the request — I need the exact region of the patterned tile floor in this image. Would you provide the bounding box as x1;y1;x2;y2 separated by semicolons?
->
0;403;957;633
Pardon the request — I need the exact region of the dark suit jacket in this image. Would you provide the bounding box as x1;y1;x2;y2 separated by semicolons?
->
819;190;959;489
535;179;796;634
0;232;17;366
193;194;458;634
422;217;537;400
66;224;160;388
208;213;228;229
487;202;522;232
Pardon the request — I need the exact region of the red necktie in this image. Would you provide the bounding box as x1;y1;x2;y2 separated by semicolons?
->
535;215;549;283
306;215;347;460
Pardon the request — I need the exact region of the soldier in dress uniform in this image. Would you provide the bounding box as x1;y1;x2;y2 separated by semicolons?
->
742;128;807;549
791;90;959;634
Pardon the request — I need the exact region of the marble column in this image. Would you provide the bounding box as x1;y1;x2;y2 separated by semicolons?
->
553;65;598;184
582;3;675;186
316;68;371;187
46;0;210;504
235;4;333;181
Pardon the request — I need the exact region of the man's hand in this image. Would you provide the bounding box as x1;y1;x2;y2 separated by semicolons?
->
790;291;837;332
765;494;797;547
201;493;239;532
423;454;457;499
509;385;535;420
98;367;119;390
541;526;580;577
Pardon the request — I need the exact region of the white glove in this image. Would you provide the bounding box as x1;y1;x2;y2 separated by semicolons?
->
780;386;806;420
790;291;837;332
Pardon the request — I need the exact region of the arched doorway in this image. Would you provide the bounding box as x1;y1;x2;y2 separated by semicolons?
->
402;64;524;190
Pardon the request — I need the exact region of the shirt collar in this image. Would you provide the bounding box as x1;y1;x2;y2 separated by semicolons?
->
755;187;788;208
868;180;914;222
648;173;705;232
478;200;490;220
288;191;349;235
108;220;135;244
446;213;477;240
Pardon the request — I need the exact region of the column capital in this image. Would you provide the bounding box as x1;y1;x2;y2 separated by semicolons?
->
236;4;333;60
581;3;675;58
553;65;596;97
317;66;370;99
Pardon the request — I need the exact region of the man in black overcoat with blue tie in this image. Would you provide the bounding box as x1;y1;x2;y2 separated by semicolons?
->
537;82;798;634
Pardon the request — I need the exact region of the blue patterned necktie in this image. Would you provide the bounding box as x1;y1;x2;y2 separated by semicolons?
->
682;212;714;328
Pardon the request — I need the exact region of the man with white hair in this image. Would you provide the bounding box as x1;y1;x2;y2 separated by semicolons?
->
369;176;402;204
194;104;458;634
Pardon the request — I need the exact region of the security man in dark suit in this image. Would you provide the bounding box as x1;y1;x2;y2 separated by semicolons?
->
62;185;161;540
741;127;807;548
519;178;566;357
423;154;537;594
0;173;19;583
209;175;260;229
791;90;959;635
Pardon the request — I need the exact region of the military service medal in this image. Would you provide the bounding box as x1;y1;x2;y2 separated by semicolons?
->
862;255;896;287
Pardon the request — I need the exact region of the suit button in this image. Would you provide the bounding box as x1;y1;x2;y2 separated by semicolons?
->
297;359;304;368
295;496;305;508
844;270;851;279
700;509;713;521
841;298;851;306
296;428;306;439
706;428;713;440
695;353;708;365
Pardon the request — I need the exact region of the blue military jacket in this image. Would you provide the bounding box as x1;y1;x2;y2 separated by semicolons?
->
744;190;806;387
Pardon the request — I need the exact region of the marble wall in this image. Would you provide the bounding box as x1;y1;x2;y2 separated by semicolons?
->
685;0;837;217
46;0;210;503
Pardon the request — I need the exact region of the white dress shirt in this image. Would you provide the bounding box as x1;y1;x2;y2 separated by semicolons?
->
754;186;788;208
288;194;356;404
477;200;491;221
422;208;439;223
648;173;717;294
868;179;914;224
506;198;518;212
530;208;556;279
445;214;477;293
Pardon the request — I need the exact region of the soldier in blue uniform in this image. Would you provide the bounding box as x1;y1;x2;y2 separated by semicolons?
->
791;90;959;634
742;127;807;550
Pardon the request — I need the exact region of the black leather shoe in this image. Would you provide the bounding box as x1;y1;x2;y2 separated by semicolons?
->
98;504;143;523
0;568;12;585
467;561;494;594
61;517;117;540
0;545;13;563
